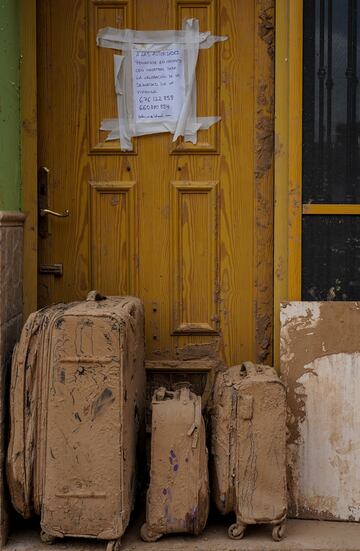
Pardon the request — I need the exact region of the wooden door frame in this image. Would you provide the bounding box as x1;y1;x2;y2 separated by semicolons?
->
21;0;38;319
273;0;303;366
21;0;277;364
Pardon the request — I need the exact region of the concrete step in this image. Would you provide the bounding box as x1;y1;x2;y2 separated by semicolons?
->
4;517;360;551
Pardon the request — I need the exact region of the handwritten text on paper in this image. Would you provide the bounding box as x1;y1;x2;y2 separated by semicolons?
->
132;47;185;122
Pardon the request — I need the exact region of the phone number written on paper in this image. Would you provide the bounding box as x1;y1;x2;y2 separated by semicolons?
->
132;48;185;122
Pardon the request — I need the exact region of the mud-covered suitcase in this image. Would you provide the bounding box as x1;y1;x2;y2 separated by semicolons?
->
7;304;66;518
211;362;287;541
141;385;209;542
7;292;145;550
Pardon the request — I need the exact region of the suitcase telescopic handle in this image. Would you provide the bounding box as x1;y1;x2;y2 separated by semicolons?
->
240;361;263;377
86;290;106;302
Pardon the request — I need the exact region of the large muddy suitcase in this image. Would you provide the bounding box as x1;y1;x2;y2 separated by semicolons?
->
7;304;65;518
141;385;209;542
7;292;145;550
211;362;287;541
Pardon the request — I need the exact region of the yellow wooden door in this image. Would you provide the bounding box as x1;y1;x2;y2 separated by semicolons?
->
37;0;274;366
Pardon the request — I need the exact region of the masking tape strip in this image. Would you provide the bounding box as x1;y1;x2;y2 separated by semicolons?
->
97;27;227;50
173;18;198;143
100;116;221;137
97;18;227;151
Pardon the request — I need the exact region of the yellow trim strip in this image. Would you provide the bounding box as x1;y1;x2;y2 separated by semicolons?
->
274;0;303;368
287;0;303;301
303;204;360;215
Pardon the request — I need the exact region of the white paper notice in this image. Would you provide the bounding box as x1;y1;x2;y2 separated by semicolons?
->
132;46;185;122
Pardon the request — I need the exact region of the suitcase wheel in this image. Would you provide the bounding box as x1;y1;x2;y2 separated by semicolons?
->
140;523;162;542
272;521;286;542
40;530;56;545
105;539;121;551
228;523;246;540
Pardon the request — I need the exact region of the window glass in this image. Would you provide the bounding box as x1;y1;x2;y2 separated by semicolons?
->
303;0;360;203
302;215;360;300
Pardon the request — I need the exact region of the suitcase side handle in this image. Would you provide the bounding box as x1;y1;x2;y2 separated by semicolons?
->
240;361;279;380
187;395;202;449
237;394;253;420
240;361;263;377
153;387;175;401
173;381;192;391
153;383;192;402
86;290;106;302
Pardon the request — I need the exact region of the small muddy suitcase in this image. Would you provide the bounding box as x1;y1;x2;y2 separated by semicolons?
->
141;385;209;542
211;362;287;541
7;291;145;550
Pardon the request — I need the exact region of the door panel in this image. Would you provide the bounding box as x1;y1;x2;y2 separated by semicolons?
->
170;180;219;335
172;1;218;153
88;0;136;153
37;0;273;365
89;180;138;295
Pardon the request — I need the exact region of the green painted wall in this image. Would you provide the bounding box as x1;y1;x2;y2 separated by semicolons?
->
0;0;20;211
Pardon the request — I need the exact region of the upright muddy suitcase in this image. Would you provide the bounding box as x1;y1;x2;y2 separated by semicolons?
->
211;362;287;541
7;304;68;518
141;385;209;542
7;292;145;551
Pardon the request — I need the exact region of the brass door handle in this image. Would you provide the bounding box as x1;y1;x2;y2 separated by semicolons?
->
40;208;70;218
